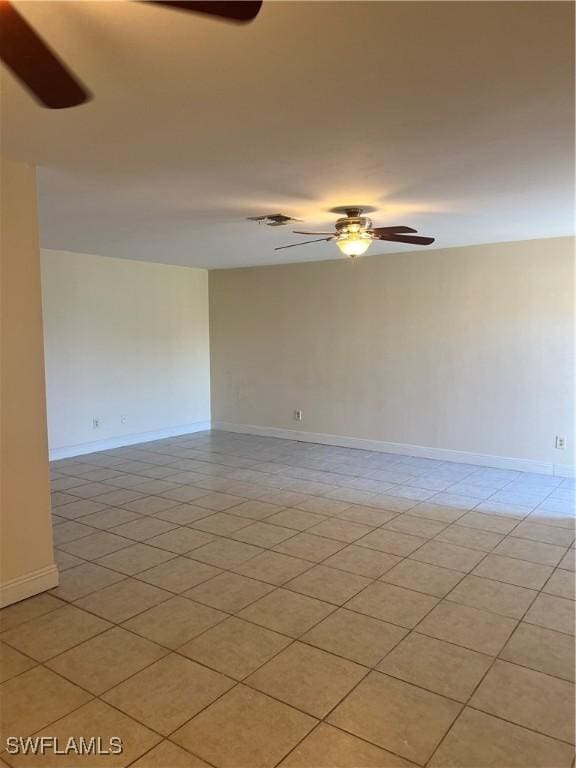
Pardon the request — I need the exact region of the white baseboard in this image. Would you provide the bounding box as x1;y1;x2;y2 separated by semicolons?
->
49;421;212;461
0;564;59;608
214;421;574;478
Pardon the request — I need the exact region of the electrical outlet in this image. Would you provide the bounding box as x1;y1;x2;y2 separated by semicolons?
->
92;417;100;429
120;415;127;424
294;409;302;422
555;436;566;450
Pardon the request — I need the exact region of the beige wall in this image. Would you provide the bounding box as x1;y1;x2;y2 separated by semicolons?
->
210;237;575;472
0;157;56;606
42;250;210;456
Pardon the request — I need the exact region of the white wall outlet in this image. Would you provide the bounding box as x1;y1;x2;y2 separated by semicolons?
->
294;409;303;422
120;415;127;424
92;417;100;429
555;436;566;450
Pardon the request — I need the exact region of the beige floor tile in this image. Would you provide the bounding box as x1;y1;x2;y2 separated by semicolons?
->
543;568;575;599
323;545;401;578
184;572;275;613
191;512;254;535
472;553;553;589
172;685;316;768
307;518;375;543
456;511;519;534
409;540;485;573
337;505;398;527
96;543;176;575
0;666;91;742
302;608;407;666
470;659;575;743
145;528;214;554
328;671;460;764
180;616;291;679
559;549;575;571
131;741;211;768
123;496;181;515
0;642;35;683
123;596;226;648
46;626;167;694
217;499;280;520
428;708;574;768
247;642;366;717
239;588;334;637
357;529;427;556
417;600;517;655
266;508;328;531
52;521;97;546
408;503;466;523
52;498;108;520
59;531;133;560
0;593;63;632
377;631;491;702
380;559;463;597
231;521;296;547
137;557;220;593
50;562;125;602
233;551;313;585
54;549;85;571
512;521;575;547
279;723;416;767
296;497;352;515
103;653;233;735
78;507;141;530
6;700;161;768
434;524;503;551
384;515;448;539
494;537;568;566
273;532;346;562
75;579;171;623
447;574;537;618
161;486;211;503
346;582;438;628
193;492;245;511
94;489;147;506
190;538;264;568
500;622;575;682
110;517;178;542
524;593;575;635
155;504;214;525
0;604;110;661
287;565;371;605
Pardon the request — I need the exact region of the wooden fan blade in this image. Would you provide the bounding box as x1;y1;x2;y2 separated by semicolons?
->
146;1;263;22
292;230;336;236
275;237;334;251
370;226;418;235
376;234;435;245
0;0;91;108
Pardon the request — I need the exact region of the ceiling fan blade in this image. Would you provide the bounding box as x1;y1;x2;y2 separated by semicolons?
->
370;226;418;235
145;1;263;22
376;234;435;245
292;230;336;236
0;0;91;108
275;237;334;251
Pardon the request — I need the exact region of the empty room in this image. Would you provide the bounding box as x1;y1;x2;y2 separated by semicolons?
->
0;1;574;767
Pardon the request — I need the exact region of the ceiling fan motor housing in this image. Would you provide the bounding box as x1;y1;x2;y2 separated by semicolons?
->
335;215;372;235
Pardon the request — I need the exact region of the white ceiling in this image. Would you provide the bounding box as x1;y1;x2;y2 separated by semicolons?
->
2;1;574;268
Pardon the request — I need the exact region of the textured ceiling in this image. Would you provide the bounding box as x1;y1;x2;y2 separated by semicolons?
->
2;1;574;268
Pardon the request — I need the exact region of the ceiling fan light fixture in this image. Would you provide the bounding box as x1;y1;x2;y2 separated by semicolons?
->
336;232;373;258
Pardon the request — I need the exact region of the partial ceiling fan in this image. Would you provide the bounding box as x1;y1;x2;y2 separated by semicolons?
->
276;207;435;258
0;0;262;109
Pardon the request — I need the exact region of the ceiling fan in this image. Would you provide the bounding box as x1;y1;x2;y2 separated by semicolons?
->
0;0;262;109
275;207;435;258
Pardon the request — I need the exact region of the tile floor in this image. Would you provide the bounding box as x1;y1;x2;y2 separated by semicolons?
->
1;430;575;767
